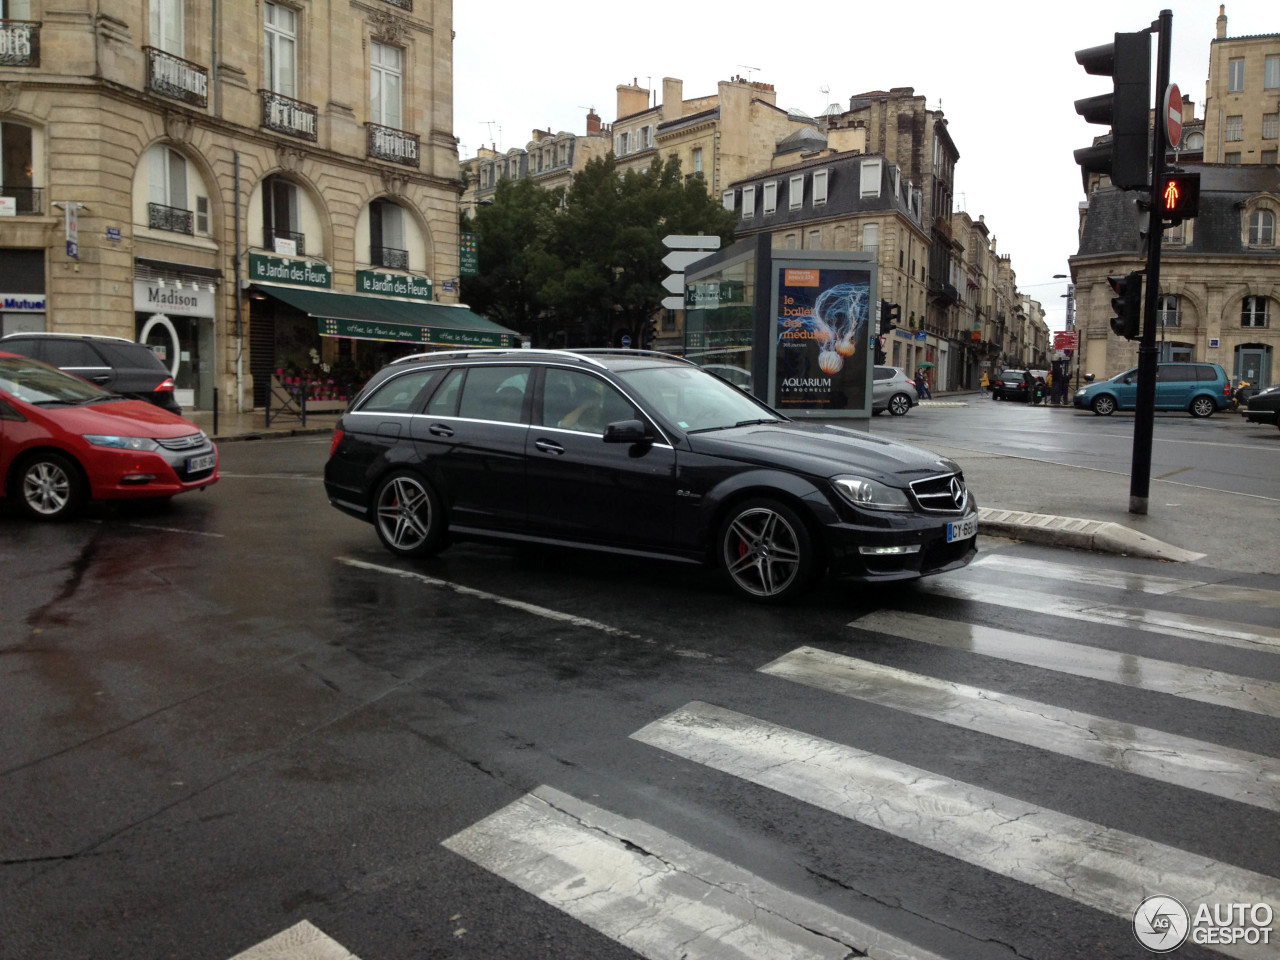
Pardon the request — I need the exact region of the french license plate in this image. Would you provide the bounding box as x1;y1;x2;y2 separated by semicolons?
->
187;453;215;472
946;515;977;543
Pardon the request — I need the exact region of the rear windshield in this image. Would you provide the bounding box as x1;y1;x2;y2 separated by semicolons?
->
95;341;169;370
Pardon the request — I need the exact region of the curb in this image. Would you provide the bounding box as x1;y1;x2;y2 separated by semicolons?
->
977;507;1205;562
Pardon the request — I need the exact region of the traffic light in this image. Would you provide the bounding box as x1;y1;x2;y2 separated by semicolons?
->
641;316;658;349
1155;172;1200;223
1074;32;1151;189
876;301;900;364
1108;271;1144;340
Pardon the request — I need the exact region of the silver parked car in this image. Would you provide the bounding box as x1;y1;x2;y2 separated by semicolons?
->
872;365;918;416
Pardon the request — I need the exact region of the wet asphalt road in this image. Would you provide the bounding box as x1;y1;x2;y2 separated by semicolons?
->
2;434;1277;960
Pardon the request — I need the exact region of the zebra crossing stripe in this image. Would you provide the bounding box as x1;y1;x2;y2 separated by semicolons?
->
972;555;1280;608
443;785;947;960
915;579;1280;654
760;647;1280;812
226;920;360;959
851;610;1280;719
632;702;1280;960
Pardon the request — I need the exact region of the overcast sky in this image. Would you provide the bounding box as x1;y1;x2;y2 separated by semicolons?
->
452;1;1275;331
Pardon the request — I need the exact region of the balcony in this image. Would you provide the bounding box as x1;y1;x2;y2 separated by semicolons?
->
366;122;419;167
381;0;413;9
149;202;193;235
265;228;306;256
371;245;408;270
259;89;318;142
0;185;41;214
145;47;208;108
0;20;39;67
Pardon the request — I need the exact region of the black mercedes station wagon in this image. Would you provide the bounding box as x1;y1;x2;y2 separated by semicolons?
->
323;349;977;603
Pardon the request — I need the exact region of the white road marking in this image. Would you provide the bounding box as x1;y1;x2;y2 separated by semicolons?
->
443;785;947;960
972;555;1280;608
912;579;1280;654
760;647;1280;811
852;610;1280;718
88;519;224;538
226;920;360;959
632;702;1280;960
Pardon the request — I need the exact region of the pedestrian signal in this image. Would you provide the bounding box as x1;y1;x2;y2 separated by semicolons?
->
1156;172;1200;223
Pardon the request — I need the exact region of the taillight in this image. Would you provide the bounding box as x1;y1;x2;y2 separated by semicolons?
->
328;428;344;457
1223;382;1232;397
154;377;175;393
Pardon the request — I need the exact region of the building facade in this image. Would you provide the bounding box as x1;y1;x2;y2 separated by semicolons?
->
0;0;465;414
1202;5;1280;165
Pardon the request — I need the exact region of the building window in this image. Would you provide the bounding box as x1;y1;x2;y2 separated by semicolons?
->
721;189;734;211
784;233;796;250
641;125;653;149
1242;297;1269;328
146;144;191;234
263;174;303;253
1225;152;1241;163
862;223;878;254
860;159;882;198
370;42;402;130
692;147;702;173
1186;131;1204;151
1264;150;1279;164
196;195;209;233
1249;210;1275;246
813;168;828;204
1;1;32;17
264;2;297;99
1163;219;1185;245
150;0;184;56
807;229;820;249
789;175;803;210
1156;294;1179;327
741;185;755;219
1228;58;1245;92
0;121;35;213
370;198;407;268
616;132;629;155
1266;55;1280;89
1263;113;1278;140
1225;115;1242;142
762;181;777;215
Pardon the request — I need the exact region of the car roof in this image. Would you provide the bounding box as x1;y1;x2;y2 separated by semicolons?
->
388;348;698;373
0;331;136;343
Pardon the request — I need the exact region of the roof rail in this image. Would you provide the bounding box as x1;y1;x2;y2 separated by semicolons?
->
572;348;697;366
389;347;609;369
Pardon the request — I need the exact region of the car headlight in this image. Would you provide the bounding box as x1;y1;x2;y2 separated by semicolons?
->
1074;388;1086;397
83;434;160;452
833;475;912;512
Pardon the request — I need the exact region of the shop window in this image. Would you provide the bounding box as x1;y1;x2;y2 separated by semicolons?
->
1242;296;1270;328
0;121;36;214
264;2;297;99
150;0;184;56
146;144;192;234
370;41;402;130
370;198;407;269
1249;210;1275;247
263;174;303;253
1228;58;1244;93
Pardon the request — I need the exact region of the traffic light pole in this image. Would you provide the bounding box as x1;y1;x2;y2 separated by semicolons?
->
1129;9;1172;515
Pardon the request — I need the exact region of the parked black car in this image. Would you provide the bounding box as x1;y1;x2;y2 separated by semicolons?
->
323;349;978;603
0;332;180;414
990;368;1031;402
1243;384;1280;430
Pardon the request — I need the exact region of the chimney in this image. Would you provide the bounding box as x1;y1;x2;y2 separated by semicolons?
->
616;80;649;120
585;109;601;135
662;77;683;123
1217;4;1227;39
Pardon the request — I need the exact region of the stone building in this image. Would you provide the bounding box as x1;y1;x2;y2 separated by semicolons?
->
1202;4;1280;165
463;108;613;207
0;0;477;415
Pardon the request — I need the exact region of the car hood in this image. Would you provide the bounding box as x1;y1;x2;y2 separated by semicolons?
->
685;422;961;483
25;398;203;437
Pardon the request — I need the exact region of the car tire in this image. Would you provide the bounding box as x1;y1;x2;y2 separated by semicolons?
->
372;470;446;558
1189;396;1215;418
888;393;912;416
17;452;85;521
717;497;818;603
1091;395;1117;416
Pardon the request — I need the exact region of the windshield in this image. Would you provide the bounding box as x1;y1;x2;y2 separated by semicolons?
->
0;356;114;404
615;365;781;433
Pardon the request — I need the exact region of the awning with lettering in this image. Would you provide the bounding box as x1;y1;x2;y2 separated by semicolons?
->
251;283;520;348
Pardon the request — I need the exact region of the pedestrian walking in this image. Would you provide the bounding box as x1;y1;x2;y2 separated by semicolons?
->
915;369;933;399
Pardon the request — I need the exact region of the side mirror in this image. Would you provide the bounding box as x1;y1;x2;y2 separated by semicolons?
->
603;419;650;444
1084;373;1096;382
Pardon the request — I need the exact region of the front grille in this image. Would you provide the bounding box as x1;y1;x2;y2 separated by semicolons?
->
156;432;208;452
910;472;968;513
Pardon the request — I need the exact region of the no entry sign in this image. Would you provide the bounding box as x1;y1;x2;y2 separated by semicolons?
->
1165;84;1182;148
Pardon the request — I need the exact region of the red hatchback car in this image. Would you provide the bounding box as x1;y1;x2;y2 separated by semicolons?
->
0;351;218;520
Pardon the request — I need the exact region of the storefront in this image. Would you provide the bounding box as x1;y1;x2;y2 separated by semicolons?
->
133;268;219;410
0;249;46;336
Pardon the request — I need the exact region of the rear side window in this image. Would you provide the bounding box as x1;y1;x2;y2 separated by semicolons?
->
359;369;439;414
425;367;464;416
97;341;168;371
457;366;530;424
873;366;892;380
1193;365;1219;382
42;340;106;368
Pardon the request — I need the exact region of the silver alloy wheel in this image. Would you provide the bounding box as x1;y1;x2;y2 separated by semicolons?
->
1190;396;1215;418
22;456;76;518
888;392;912;416
1092;395;1116;416
721;504;804;599
375;474;433;553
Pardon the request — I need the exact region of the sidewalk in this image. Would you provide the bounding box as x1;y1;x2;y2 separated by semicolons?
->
187;401;1274;575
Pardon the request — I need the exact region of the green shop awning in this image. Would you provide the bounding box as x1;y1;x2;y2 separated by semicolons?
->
252;283;520;348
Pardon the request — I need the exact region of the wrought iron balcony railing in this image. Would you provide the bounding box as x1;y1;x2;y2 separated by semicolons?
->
145;46;208;108
366;122;420;167
381;0;413;9
0;20;39;67
149;202;193;235
371;246;409;270
1;185;41;214
259;89;318;142
265;228;306;256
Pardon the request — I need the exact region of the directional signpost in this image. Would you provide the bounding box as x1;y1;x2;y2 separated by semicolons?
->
661;234;720;311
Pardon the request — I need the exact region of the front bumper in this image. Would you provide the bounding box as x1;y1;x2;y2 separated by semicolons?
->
819;503;980;581
83;438;218;500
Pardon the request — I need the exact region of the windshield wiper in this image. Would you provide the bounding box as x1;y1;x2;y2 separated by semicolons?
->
733;418;780;428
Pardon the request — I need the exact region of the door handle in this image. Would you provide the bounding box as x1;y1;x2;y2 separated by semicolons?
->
428;423;454;437
534;439;565;455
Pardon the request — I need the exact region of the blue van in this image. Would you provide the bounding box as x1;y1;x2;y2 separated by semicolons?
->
1073;362;1231;417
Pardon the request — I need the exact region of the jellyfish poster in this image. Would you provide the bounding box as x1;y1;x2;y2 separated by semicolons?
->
773;266;871;413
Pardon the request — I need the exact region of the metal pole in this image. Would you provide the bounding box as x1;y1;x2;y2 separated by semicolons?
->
1129;9;1172;516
